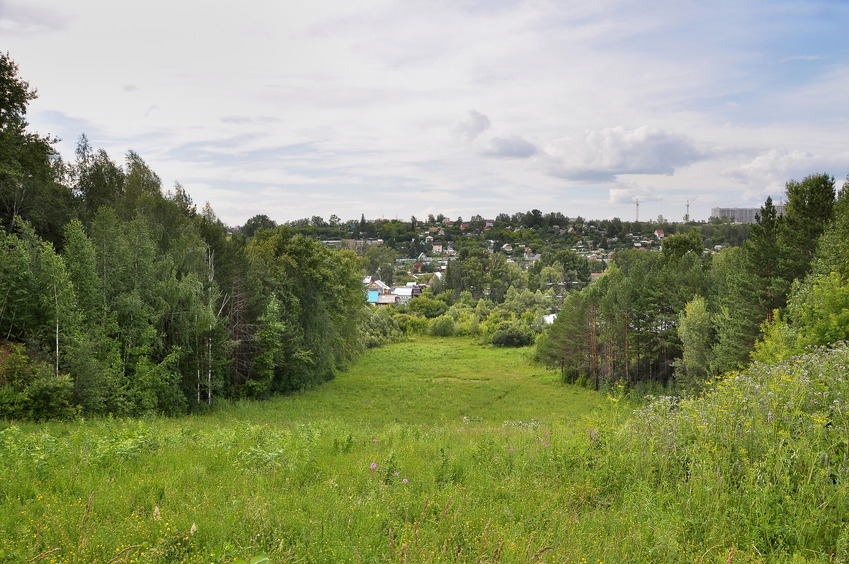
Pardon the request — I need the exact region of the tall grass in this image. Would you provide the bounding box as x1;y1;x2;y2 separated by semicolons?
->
2;338;847;562
0;338;614;563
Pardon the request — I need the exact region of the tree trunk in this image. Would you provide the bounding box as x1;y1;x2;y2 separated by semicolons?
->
54;281;59;377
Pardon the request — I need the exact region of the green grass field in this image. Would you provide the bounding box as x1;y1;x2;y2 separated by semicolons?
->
0;338;620;564
5;337;849;563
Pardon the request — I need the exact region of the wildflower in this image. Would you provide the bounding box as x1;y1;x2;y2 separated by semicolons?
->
508;445;514;453
370;462;377;471
402;478;408;484
394;472;399;476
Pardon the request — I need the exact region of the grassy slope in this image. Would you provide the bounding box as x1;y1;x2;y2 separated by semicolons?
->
0;338;618;564
8;338;845;563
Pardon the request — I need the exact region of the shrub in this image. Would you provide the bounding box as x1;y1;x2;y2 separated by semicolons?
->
394;314;429;335
491;321;533;347
428;315;455;337
0;343;74;420
361;307;403;348
408;295;449;318
615;344;849;556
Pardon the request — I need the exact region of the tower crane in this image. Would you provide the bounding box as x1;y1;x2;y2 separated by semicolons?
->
685;196;698;222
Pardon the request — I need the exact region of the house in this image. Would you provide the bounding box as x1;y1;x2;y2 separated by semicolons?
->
364;277;391;294
392;286;415;305
375;294;398;306
485;219;495;228
432;241;443;253
502;243;513;252
654;229;665;240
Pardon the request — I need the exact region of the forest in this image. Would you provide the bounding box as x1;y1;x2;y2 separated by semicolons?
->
535;175;848;391
1;53;368;419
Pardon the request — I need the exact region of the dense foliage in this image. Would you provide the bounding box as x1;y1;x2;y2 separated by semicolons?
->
536;173;846;391
0;56;366;419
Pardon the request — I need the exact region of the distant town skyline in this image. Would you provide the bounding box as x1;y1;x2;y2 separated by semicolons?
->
4;0;848;226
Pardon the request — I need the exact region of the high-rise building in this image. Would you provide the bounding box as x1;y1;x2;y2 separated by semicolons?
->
710;203;785;224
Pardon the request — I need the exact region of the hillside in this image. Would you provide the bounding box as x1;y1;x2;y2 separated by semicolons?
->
0;338;611;563
5;337;849;562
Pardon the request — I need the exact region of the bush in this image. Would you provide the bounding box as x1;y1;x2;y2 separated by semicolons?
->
613;344;849;556
455;314;480;336
0;343;74;420
428;315;455;337
394;314;429;335
361;307;403;348
408;295;449;318
490;321;533;347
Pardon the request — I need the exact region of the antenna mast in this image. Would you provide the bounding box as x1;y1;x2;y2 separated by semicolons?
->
635;198;639;222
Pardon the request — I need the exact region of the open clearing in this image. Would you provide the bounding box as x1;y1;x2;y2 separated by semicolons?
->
1;338;620;563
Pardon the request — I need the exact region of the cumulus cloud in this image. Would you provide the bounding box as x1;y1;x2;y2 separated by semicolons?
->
0;1;69;34
720;148;846;201
480;134;538;158
544;126;704;181
451;110;537;158
608;179;660;204
450;109;490;143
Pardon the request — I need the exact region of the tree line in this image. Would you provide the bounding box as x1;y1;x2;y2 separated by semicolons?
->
0;54;364;419
536;173;846;392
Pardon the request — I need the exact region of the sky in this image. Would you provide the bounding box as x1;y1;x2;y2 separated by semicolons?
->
3;0;849;227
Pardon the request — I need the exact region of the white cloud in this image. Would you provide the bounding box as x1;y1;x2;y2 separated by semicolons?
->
543;126;704;181
722;148;849;201
608;180;660;204
6;0;849;225
0;0;70;34
451;109;491;143
479;134;538;159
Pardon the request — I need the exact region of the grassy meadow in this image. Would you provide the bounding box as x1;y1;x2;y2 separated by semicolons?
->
3;337;849;563
0;338;618;563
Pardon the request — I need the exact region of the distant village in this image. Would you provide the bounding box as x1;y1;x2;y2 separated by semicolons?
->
231;207;760;308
